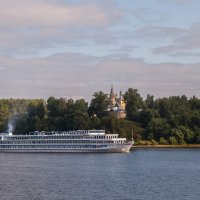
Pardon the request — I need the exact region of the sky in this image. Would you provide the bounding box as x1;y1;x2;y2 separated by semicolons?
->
0;0;200;100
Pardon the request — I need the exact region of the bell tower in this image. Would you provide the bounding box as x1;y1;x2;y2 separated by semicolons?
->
109;85;116;107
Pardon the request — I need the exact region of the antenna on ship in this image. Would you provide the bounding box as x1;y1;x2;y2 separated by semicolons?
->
131;129;133;142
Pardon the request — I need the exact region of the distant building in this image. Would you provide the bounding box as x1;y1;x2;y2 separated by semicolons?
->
107;86;126;118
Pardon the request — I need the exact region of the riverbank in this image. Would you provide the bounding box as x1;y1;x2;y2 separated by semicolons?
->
132;140;200;148
133;144;200;148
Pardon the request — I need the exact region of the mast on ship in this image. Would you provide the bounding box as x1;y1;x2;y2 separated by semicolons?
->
131;129;134;143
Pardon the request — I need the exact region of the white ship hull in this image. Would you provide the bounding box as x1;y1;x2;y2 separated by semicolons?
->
0;144;133;153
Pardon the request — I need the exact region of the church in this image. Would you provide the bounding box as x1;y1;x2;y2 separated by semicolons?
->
107;86;126;119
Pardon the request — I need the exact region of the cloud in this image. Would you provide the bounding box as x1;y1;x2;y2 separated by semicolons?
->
0;53;200;100
153;34;200;54
133;25;185;39
0;0;123;57
115;45;137;55
170;52;200;57
0;0;119;28
162;0;195;4
0;26;117;57
130;7;168;23
153;24;200;55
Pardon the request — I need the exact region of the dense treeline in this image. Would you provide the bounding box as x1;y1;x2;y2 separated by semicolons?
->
13;96;143;140
0;99;32;131
123;89;200;144
0;88;200;144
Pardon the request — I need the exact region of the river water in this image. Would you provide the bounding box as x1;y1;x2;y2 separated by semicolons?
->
0;149;200;200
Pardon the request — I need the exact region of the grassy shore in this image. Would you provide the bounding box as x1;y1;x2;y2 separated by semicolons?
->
133;144;200;148
133;140;200;148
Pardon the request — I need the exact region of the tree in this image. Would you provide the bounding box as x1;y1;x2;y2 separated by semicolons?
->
155;98;171;118
189;96;200;110
146;118;171;141
123;88;143;121
46;97;68;130
73;99;88;113
65;99;90;130
159;137;168;145
88;91;108;118
170;128;185;144
14;114;29;134
177;126;194;144
27;100;47;131
47;97;67;117
145;94;155;109
0;103;9;131
72;111;90;130
139;109;159;127
28;100;46;120
168;136;178;145
89;116;101;129
194;127;200;144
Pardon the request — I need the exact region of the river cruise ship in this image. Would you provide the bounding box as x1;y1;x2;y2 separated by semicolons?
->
0;130;133;153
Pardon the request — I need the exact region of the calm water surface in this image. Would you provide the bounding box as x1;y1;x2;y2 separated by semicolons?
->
0;149;200;200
